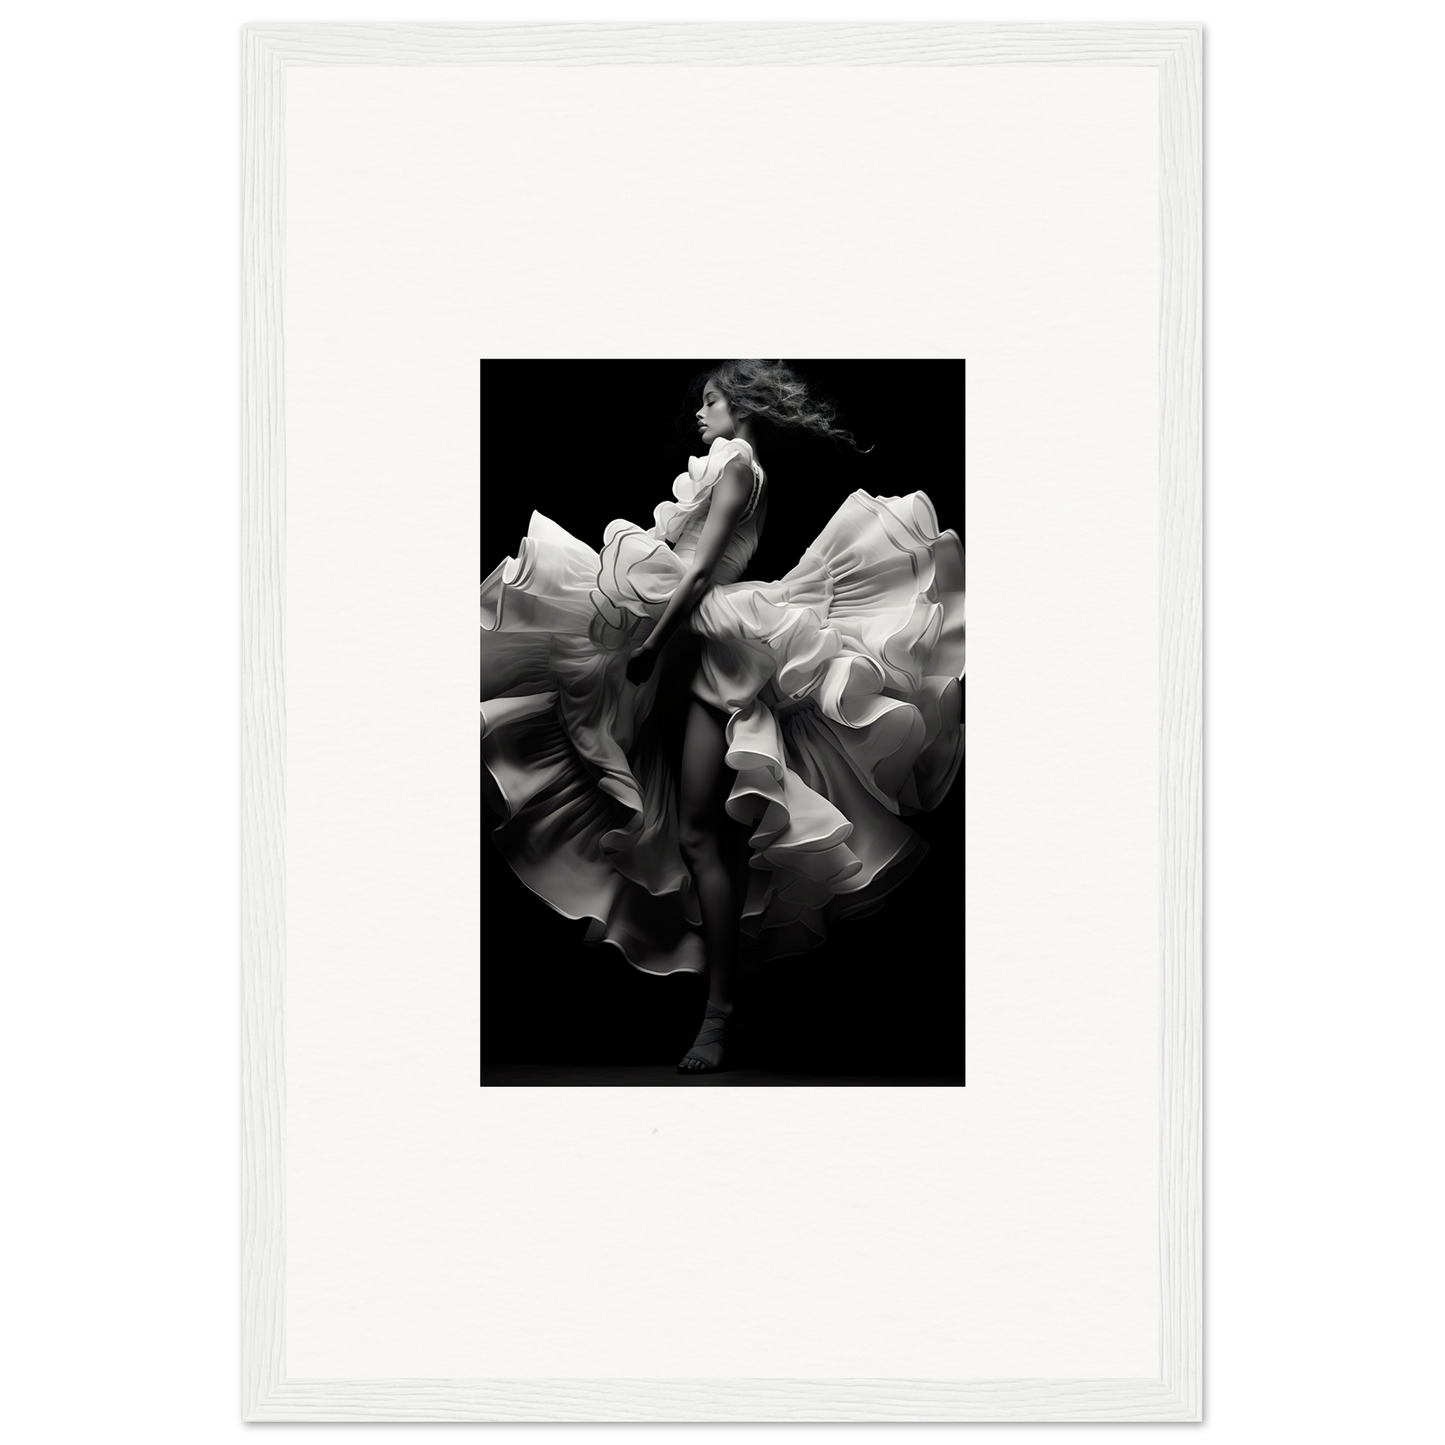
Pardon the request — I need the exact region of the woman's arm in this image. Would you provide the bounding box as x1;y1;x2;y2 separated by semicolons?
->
626;458;754;684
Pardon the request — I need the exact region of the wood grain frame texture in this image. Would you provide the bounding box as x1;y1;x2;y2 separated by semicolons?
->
241;21;1202;1423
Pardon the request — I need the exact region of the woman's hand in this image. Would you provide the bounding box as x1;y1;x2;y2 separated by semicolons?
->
626;642;658;686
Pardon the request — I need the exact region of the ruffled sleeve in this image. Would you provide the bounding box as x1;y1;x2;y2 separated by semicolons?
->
650;436;756;544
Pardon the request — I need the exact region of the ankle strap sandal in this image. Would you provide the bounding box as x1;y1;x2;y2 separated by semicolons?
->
678;1001;737;1074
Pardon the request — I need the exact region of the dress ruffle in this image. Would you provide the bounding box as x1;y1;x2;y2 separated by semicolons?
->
651;434;759;547
481;440;964;974
688;490;964;953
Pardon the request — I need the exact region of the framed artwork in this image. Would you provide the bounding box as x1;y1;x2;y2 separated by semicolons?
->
243;21;1201;1422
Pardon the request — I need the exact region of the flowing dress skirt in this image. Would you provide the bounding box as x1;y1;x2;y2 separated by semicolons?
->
480;491;965;974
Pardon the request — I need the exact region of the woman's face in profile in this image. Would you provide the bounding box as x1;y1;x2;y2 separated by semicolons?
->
695;379;737;446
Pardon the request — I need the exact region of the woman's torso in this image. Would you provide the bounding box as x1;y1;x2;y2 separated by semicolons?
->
669;454;768;588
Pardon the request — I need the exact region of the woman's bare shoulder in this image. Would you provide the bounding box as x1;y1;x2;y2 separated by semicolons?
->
706;458;755;517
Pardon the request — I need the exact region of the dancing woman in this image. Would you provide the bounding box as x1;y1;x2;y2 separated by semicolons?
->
480;361;965;1073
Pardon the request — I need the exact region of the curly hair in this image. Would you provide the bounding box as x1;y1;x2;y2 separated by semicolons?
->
688;360;871;453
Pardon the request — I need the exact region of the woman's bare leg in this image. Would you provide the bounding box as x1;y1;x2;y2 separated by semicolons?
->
677;698;737;1067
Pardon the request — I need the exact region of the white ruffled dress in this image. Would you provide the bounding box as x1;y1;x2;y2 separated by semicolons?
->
480;435;965;974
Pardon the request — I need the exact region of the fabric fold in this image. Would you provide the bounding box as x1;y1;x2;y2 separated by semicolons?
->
481;435;964;970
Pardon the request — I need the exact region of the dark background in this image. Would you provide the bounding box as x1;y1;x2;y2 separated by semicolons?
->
480;360;965;1079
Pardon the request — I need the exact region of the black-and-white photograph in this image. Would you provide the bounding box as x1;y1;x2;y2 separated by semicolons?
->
479;360;966;1084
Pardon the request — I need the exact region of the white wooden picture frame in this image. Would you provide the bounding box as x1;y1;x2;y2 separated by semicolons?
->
236;14;1208;1433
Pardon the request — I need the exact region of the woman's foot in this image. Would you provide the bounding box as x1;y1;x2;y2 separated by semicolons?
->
678;1001;735;1073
